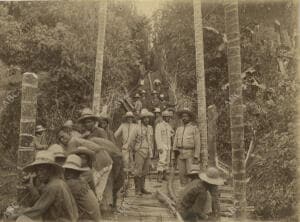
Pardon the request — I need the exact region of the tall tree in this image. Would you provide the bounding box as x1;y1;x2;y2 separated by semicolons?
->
193;0;208;169
93;0;107;115
224;0;246;218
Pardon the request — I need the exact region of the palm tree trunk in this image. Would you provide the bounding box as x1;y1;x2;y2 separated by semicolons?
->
224;0;247;218
193;0;208;169
93;0;108;115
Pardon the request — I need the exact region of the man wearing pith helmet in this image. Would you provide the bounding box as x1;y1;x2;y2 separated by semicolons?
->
172;107;202;186
11;151;78;222
155;110;174;182
177;167;224;221
123;109;154;196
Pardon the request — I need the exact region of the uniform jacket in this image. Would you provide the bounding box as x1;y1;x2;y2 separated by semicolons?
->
22;178;78;222
173;122;201;159
114;123;136;146
155;121;174;151
124;122;153;159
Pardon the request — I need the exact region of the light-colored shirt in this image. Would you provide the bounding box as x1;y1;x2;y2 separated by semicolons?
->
114;123;136;146
155;121;174;151
124;122;153;158
173;122;201;159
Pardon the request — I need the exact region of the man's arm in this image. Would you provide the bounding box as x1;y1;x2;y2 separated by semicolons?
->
155;123;163;151
123;126;137;150
114;124;123;138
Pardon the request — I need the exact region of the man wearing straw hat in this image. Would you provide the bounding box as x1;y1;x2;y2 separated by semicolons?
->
155;110;174;182
47;144;67;166
78;108;107;140
63;154;101;222
11;150;78;222
123;109;154;196
31;125;48;151
172;108;201;186
177;167;224;221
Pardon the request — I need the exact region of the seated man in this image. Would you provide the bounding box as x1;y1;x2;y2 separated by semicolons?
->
63;154;101;222
12;150;78;222
177;167;224;222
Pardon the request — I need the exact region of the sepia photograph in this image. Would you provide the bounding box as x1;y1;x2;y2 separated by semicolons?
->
0;0;299;221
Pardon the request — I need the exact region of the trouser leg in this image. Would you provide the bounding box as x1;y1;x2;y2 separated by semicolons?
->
134;153;145;196
178;158;188;186
141;157;151;194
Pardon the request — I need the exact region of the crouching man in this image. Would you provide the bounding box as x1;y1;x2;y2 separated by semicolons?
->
177;167;224;222
11;150;78;222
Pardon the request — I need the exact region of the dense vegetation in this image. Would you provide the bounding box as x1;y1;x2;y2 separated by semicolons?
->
0;0;297;219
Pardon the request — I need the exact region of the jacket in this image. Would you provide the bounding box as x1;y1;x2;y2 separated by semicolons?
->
114;123;136;146
155;121;174;151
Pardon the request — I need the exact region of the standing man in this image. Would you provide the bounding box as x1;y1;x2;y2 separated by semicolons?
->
133;93;143;115
173;108;201;186
123;109;154;196
98;113;117;145
155;110;174;182
31;125;48;151
78;108;107;139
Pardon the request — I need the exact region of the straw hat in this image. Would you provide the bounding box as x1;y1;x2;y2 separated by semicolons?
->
177;107;195;119
153;107;161;113
199;167;224;186
98;113;112;123
77;108;98;122
123;111;134;118
140;109;154;118
63;120;73;128
23;151;62;172
133;93;141;98
153;79;161;85
47;144;66;158
36;125;46;133
140;89;146;95
162;110;172;117
151;90;159;95
159;94;165;99
63;154;90;172
70;146;95;160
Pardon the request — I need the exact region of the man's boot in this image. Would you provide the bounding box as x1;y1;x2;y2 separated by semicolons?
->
134;176;142;196
141;176;151;194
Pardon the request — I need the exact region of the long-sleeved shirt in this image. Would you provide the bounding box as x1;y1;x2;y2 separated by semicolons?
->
22;178;78;222
66;178;101;221
123;122;153;159
173;122;201;159
155;121;174;151
114;123;136;146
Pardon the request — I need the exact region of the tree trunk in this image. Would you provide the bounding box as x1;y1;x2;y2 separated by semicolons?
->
193;0;208;169
17;72;38;203
207;105;218;167
224;1;247;218
93;0;108;115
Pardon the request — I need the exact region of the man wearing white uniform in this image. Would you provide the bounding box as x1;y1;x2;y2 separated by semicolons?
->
155;110;174;182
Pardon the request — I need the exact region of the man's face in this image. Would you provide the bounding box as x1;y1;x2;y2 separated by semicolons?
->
181;113;191;124
83;118;96;131
142;117;150;125
58;131;71;145
79;154;88;167
163;116;171;123
99;119;108;129
126;117;133;124
35;165;50;183
64;168;79;180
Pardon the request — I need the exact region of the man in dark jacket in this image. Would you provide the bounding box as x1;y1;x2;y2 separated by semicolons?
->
177;167;224;222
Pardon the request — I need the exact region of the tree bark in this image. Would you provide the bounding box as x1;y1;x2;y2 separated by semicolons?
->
193;0;208;169
207;105;218;167
224;1;247;218
93;0;108;115
17;72;38;203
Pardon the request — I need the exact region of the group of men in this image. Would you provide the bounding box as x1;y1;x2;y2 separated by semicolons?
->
12;83;224;222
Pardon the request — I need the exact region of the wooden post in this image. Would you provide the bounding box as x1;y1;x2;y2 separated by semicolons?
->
93;0;108;115
17;72;38;203
193;0;208;169
207;105;218;167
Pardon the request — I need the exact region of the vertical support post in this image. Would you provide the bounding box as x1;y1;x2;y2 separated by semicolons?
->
93;0;108;115
193;0;208;169
224;0;247;218
17;72;38;202
207;105;218;167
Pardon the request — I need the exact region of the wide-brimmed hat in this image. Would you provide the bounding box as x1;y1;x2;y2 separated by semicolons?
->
162;110;172;117
63;120;73;128
140;89;146;94
153;79;161;85
199;167;224;186
123;111;135;118
133;93;141;98
23;150;62;172
151;90;159;95
159;94;165;99
47;144;66;158
70;146;95;160
140;109;154;118
63;154;90;172
36;125;46;133
154;107;161;113
78;108;98;122
177;107;195;119
98;113;112;123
